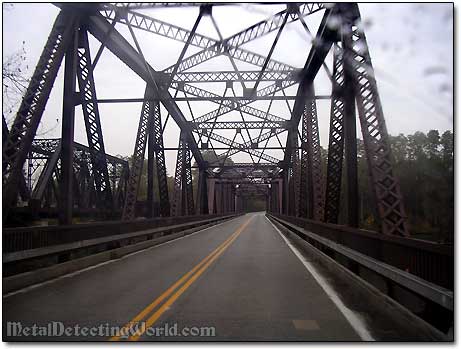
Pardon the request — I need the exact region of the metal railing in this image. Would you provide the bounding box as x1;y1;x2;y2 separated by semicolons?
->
3;215;232;253
268;214;453;290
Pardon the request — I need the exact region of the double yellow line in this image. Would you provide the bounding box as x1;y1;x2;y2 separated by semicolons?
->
110;215;253;341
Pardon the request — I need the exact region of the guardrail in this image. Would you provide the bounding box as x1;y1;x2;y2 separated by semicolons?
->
3;214;229;253
3;214;239;278
267;213;453;335
268;214;453;290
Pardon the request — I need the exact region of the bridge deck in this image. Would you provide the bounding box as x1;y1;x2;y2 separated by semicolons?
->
3;213;365;341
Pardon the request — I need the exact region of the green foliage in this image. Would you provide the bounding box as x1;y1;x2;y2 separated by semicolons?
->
348;130;453;241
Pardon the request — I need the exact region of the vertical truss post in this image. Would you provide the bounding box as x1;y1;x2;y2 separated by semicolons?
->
76;28;113;210
342;30;359;228
207;178;216;214
288;131;300;216
215;181;222;214
197;168;208;215
324;43;345;224
122;87;154;220
281;170;289;214
298;86;324;220
147;108;155;218
222;182;227;213
236;192;241;213
278;178;283;214
151;102;170;216
59;28;78;225
2;10;78;218
172;132;195;216
228;183;233;213
341;4;409;236
184;142;195;215
269;183;274;213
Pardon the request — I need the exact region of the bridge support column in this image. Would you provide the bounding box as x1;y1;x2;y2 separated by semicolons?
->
340;3;409;236
215;181;222;214
197;169;208;215
324;44;346;224
282;171;289;215
343;31;359;228
207;178;216;214
172;132;195;216
59;28;78;225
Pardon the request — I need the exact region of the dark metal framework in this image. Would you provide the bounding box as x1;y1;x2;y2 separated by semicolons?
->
3;3;409;236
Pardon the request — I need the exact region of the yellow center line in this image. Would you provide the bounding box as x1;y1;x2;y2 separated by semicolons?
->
128;216;253;341
110;215;253;341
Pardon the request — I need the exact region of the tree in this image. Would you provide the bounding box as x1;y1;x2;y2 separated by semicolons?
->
3;42;29;122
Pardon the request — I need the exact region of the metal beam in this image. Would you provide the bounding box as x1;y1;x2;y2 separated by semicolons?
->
171;70;299;83
190;121;289;130
76;28;113;209
85;10;206;169
59;28;78;225
2;10;78;218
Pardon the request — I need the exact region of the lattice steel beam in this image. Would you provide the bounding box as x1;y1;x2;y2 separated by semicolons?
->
171;132;195;216
122;87;154;220
86;11;206;168
283;6;337;165
2;10;78;217
342;4;409;236
76;28;113;208
300;86;324;220
100;4;298;75
171;70;298;83
324;43;346;224
150;101;170;217
172;83;285;122
190;121;288;130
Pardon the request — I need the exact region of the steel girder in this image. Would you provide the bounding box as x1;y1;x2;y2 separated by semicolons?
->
324;44;346;224
288;132;300;217
85;10;206;169
100;4;300;74
122;87;155;220
2;116;30;202
59;27;78;224
150;100;170;217
204;131;280;164
283;6;337;166
27;139;128;209
172;83;285;123
171;70;298;83
190;121;288;130
341;4;408;236
76;28;113;209
31;141;62;202
2;10;79;218
196;169;209;215
160;4;324;74
297;86;324;220
171;132;195;216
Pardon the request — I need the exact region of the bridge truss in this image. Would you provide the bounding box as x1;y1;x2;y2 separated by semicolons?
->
2;3;409;236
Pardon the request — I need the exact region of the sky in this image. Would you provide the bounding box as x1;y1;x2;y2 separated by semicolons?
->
2;3;454;176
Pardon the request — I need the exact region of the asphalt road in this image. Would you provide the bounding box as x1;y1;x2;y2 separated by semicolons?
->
3;212;364;341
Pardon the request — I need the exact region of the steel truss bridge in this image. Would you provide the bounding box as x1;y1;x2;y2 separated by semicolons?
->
2;2;453;341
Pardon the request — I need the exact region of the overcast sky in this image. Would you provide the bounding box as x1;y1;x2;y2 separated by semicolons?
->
3;3;454;176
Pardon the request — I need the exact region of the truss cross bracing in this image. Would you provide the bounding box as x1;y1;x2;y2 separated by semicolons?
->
3;3;409;236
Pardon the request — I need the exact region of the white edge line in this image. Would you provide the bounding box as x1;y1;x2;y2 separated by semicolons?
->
266;216;375;341
3;216;243;299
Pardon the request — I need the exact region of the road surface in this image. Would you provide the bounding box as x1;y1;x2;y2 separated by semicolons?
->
3;213;366;341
